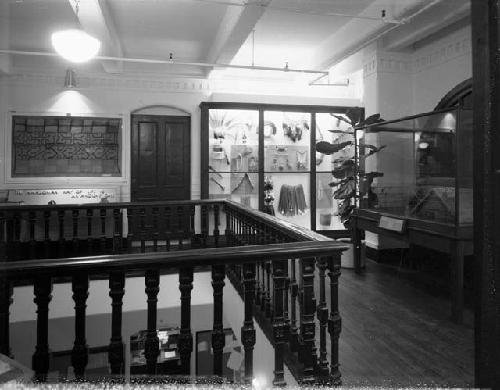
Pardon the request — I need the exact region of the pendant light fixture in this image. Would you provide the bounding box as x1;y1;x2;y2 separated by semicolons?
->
51;0;101;63
64;68;77;88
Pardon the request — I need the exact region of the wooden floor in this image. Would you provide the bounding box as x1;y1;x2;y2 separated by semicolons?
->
329;259;474;387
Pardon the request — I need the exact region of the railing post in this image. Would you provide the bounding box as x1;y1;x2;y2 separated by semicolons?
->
13;211;21;260
108;271;125;375
290;258;299;352
140;208;146;253
316;257;329;378
32;275;52;382
272;259;287;387
241;262;256;384
299;257;317;384
72;209;79;256
211;264;225;377
0;211;6;260
327;253;342;385
178;267;193;375
152;207;159;252
57;209;65;258
213;204;220;247
0;276;12;357
265;261;272;318
164;206;171;251
71;273;89;380
145;269;160;375
201;205;209;248
126;208;134;252
86;209;93;255
113;208;122;253
43;210;51;259
283;259;290;342
29;211;37;260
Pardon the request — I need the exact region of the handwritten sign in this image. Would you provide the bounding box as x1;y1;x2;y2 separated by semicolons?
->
378;215;406;233
8;188;119;205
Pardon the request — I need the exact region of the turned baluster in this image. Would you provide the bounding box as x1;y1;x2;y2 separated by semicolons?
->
178;267;193;375
126;208;134;252
152;207;159;252
71;273;89;379
43;210;51;259
265;261;272;317
57;209;65;257
255;261;262;306
108;272;125;374
13;211;21;260
316;257;329;377
327;253;342;384
201;205;209;248
113;208;121;253
299;257;317;384
86;209;93;254
0;211;6;260
144;270;160;374
272;260;287;386
177;206;184;249
289;258;299;352
32;275;52;381
211;265;225;376
164;207;171;251
186;205;195;246
139;208;146;253
72;209;79;256
284;259;290;341
99;209;107;253
29;211;37;259
224;206;232;245
213;204;220;247
0;277;13;357
241;262;256;384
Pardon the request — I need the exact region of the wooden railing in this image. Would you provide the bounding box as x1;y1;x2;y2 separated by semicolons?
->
0;200;347;386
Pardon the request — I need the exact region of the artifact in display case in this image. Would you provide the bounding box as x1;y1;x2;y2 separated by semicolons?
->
356;108;473;226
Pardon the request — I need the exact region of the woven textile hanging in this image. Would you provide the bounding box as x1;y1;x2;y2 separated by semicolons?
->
277;184;307;216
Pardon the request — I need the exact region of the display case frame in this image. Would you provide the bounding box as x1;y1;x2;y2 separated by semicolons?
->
200;102;363;236
351;106;473;323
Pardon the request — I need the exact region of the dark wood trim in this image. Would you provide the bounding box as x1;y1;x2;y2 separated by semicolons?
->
199;101;355;114
310;113;317;230
434;78;472;110
200;105;209;200
471;1;500;387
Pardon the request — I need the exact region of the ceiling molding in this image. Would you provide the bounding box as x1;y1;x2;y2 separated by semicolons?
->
68;0;124;73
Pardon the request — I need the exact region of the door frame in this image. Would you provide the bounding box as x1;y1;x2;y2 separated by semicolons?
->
130;113;191;202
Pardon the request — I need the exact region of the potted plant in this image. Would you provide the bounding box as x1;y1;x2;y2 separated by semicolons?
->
316;107;385;268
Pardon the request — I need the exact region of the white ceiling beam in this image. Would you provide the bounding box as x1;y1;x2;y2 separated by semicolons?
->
0;1;11;75
204;0;271;77
382;0;470;51
309;0;435;72
68;0;123;73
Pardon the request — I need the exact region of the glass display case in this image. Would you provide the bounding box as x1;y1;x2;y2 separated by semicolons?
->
201;102;362;233
356;108;473;227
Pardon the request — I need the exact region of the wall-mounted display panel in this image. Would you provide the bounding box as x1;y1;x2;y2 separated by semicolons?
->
201;102;363;235
12;115;122;177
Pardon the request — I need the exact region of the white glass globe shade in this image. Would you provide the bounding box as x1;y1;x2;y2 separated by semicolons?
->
51;29;101;63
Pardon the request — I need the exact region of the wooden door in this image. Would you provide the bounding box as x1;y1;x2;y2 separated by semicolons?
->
131;115;190;201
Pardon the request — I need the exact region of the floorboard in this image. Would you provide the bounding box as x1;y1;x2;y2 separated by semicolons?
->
328;259;474;387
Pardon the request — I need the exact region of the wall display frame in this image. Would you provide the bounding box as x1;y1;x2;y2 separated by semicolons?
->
200;102;363;235
11;115;122;177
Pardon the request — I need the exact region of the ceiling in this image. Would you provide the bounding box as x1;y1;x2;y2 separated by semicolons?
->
0;0;471;80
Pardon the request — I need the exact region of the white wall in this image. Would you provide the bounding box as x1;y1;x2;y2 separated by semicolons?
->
412;25;472;113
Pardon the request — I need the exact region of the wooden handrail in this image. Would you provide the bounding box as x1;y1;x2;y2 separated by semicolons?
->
0;241;348;278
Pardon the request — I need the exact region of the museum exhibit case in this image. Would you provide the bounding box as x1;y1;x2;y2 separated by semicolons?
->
200;102;361;233
350;107;473;323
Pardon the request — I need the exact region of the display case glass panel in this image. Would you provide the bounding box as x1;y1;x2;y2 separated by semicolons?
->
316;113;354;230
208;172;259;209
264;111;310;227
357;108;472;226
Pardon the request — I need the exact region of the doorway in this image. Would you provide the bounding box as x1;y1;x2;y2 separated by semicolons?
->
131;114;191;201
